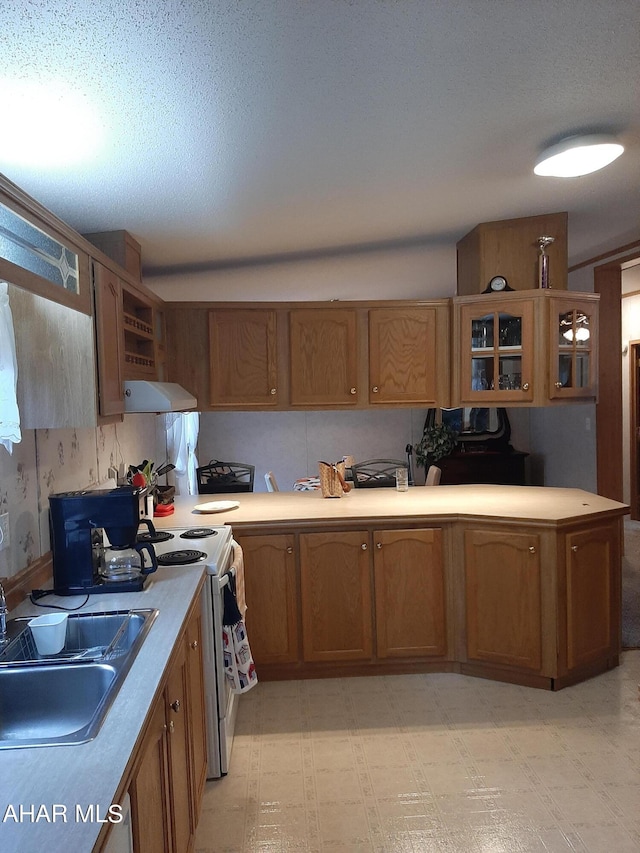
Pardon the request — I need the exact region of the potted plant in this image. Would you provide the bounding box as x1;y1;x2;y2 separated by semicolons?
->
415;422;458;470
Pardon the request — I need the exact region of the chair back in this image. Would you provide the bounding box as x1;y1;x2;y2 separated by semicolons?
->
350;459;408;488
425;465;442;486
264;471;279;492
196;460;255;494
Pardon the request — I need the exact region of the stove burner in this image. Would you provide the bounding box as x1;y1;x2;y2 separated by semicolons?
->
157;549;207;566
180;527;218;540
137;531;175;544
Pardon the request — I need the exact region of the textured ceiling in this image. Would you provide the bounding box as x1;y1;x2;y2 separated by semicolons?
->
1;0;639;277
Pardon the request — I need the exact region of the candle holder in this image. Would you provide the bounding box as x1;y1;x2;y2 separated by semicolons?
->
537;235;555;289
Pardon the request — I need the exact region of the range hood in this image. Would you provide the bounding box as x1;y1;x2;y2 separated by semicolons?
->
123;381;197;413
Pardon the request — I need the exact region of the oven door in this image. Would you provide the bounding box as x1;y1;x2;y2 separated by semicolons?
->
202;567;240;778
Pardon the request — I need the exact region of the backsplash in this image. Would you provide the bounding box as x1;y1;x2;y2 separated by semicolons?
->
0;415;165;579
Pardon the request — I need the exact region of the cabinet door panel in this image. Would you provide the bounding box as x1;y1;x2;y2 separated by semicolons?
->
368;308;438;404
565;525;618;669
93;262;124;417
300;531;372;661
166;641;192;853
374;528;446;658
465;529;542;670
239;534;299;664
549;298;598;400
186;607;207;828
129;699;172;853
289;309;358;405
209;309;278;406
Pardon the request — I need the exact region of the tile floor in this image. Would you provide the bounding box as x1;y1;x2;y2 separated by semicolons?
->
195;652;640;852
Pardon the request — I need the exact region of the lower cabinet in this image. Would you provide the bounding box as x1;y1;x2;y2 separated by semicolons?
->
300;531;373;662
237;533;298;665
128;600;206;853
373;528;446;659
464;528;543;672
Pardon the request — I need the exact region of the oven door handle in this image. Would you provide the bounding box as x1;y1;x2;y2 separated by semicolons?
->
218;569;233;591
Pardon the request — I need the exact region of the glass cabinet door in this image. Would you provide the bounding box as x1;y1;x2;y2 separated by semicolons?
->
460;299;534;403
550;300;597;399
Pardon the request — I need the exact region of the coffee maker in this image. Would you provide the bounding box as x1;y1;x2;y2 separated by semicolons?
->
49;486;158;595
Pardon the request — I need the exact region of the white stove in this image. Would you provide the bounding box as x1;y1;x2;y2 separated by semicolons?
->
140;523;237;778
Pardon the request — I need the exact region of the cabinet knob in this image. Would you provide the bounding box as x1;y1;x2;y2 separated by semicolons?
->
522;382;530;391
170;699;181;713
190;640;199;650
372;386;379;393
572;545;578;552
286;546;293;554
361;543;368;550
270;388;277;395
168;720;175;734
376;542;382;549
529;546;536;554
555;381;563;389
350;387;357;395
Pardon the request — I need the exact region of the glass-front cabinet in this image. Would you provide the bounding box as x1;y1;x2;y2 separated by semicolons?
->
549;298;598;400
457;297;535;403
454;291;599;406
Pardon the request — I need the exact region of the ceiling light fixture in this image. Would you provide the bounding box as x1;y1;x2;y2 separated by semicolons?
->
534;134;624;178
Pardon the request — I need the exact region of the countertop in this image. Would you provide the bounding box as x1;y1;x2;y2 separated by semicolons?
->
0;565;206;853
154;485;629;532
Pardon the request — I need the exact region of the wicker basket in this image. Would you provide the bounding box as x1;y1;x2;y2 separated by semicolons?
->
318;461;346;498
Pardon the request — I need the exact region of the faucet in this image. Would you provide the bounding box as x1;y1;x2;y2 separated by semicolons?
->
0;581;7;643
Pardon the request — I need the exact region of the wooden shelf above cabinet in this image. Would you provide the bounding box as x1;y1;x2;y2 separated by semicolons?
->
457;212;568;295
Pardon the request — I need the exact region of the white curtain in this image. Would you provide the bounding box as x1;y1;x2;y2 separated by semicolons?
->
165;412;199;495
0;282;21;453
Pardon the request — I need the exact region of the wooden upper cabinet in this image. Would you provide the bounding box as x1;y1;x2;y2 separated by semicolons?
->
93;261;125;417
456;211;568;294
548;295;599;401
368;306;447;405
209;309;278;406
289;308;358;406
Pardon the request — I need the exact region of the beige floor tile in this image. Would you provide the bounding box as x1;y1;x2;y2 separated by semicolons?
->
198;653;640;851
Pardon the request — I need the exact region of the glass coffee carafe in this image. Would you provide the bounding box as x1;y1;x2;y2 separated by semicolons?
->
100;541;157;583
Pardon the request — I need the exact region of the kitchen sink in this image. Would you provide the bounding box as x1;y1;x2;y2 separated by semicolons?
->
0;608;158;748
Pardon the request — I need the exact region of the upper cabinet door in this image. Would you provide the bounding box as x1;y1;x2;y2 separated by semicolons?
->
368;307;440;405
548;297;598;401
457;297;535;404
209;308;278;406
289;308;358;406
93;261;125;417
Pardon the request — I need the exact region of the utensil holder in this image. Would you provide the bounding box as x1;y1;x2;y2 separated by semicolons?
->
318;461;347;498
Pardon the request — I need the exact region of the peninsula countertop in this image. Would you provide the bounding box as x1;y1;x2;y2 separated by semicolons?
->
0;566;205;853
153;485;629;532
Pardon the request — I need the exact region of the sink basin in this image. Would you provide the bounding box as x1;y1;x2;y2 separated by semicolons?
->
0;608;158;748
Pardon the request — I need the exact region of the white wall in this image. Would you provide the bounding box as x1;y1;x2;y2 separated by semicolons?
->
621;265;640;504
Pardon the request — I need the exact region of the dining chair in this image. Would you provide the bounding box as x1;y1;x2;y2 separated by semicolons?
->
264;471;279;492
425;465;442;486
196;460;255;494
350;459;409;488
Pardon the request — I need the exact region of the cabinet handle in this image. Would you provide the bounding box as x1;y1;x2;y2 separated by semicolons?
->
376;542;382;549
361;543;368;550
168;720;175;734
190;640;198;650
350;387;357;395
522;382;530;391
555;381;563;389
270;388;277;395
572;545;578;552
529;546;536;554
286;546;293;554
170;699;181;713
372;386;379;393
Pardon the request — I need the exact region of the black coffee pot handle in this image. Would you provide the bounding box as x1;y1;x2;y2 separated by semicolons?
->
135;542;158;575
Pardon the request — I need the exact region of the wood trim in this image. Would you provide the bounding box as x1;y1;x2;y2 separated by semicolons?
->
594;265;623;500
2;552;53;611
568;238;640;273
630;342;640;519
